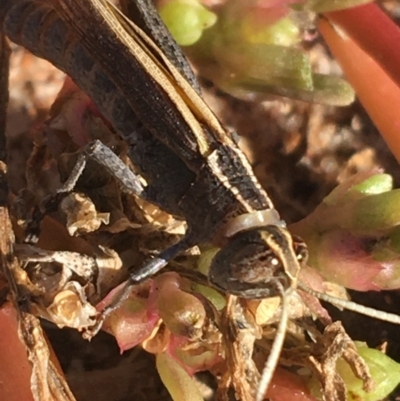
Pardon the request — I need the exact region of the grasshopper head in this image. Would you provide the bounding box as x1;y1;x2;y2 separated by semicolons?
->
209;225;307;298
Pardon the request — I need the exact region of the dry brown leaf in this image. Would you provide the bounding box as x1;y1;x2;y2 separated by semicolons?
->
308;321;373;401
0;35;76;401
61;192;110;236
219;295;261;401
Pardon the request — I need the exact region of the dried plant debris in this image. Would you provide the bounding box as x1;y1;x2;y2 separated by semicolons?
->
308;322;374;401
218;296;261;401
0;33;76;401
0;206;78;401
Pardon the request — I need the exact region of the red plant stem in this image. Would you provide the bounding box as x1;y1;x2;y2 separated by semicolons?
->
325;3;400;90
318;17;400;163
0;303;35;401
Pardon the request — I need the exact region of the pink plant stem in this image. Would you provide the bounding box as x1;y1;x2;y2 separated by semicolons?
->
325;3;400;90
0;303;35;401
319;17;400;162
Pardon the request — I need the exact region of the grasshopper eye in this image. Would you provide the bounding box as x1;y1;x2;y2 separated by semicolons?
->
209;225;302;299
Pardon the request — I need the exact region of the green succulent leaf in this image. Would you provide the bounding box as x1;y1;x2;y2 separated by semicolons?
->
159;0;217;46
156;352;204;401
336;342;400;401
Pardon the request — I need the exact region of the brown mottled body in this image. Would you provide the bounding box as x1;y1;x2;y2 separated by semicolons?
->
1;0;279;246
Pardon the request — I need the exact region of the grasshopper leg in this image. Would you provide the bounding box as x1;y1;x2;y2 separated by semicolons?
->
85;236;195;338
25;139;146;243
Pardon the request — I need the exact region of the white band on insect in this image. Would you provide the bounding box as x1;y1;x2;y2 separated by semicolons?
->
223;209;283;238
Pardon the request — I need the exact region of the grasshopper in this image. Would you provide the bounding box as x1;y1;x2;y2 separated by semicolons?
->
2;1;400;400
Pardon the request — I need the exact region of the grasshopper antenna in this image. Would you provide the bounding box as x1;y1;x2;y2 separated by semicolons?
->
298;282;400;325
256;281;290;401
